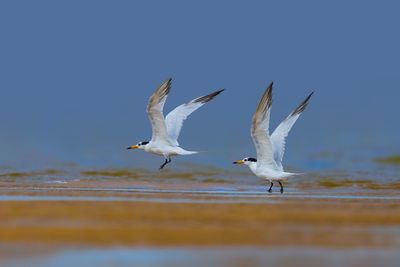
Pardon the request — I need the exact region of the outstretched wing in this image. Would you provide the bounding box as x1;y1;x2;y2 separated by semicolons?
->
270;92;314;170
251;82;279;171
165;89;224;146
146;78;173;144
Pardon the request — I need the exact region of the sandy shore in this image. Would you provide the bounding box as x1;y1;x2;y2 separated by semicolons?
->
1;190;400;248
1;169;400;266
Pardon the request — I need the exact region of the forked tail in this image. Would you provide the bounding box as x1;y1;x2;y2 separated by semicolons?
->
283;172;304;178
180;150;198;155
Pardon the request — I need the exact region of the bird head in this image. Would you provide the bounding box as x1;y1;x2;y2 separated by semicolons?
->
127;141;149;150
233;157;257;166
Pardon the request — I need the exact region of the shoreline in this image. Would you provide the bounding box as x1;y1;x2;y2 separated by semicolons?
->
1;189;400;248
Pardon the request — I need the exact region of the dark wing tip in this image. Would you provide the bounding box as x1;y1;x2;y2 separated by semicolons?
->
160;77;172;88
265;82;273;109
164;77;172;90
256;81;273;114
159;77;172;96
194;88;225;103
148;78;173;108
291;91;314;116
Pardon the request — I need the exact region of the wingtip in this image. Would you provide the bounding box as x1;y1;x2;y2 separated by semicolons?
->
194;88;225;103
148;78;173;108
266;81;273;97
291;90;314;116
157;77;172;88
214;88;225;95
164;77;172;86
303;91;314;104
264;81;274;109
160;78;172;89
252;81;274;123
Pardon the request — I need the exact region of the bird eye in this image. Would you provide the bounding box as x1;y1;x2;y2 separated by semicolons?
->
244;159;247;161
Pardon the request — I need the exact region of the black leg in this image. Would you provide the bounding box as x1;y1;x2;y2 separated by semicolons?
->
159;157;172;170
268;181;273;193
279;181;283;194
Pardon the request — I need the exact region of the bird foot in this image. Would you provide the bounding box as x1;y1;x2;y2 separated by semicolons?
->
278;181;284;194
159;158;171;170
159;165;166;170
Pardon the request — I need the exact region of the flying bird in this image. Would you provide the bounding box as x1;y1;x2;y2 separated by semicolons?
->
127;78;224;170
233;82;313;193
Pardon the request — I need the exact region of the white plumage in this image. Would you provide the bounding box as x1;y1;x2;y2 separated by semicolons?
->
128;78;224;169
234;82;313;193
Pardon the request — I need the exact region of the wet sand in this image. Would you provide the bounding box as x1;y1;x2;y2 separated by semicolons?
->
1;168;400;266
1;177;400;248
1;197;400;248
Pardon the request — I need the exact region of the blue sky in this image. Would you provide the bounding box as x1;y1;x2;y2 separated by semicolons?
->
0;1;399;169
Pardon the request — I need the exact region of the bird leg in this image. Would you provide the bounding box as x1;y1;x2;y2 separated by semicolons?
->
159;157;172;170
268;182;273;193
279;181;284;194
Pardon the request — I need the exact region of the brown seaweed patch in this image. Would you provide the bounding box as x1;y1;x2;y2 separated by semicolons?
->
0;172;27;178
318;178;370;188
44;169;61;175
80;167;227;182
318;179;356;188
364;182;400;190
375;155;400;165
80;169;140;178
0;169;62;178
318;178;400;190
153;170;218;180
1;200;400;247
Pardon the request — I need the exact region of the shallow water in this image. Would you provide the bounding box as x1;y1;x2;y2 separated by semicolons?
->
1;188;400;202
0;164;399;267
3;246;400;267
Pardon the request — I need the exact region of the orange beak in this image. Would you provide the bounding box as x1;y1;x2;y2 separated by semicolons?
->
233;160;244;164
127;145;139;150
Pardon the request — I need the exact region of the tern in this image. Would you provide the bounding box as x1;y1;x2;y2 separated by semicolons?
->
233;82;313;193
127;78;224;170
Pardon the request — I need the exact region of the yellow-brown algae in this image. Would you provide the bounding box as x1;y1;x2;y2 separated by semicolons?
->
0;199;400;248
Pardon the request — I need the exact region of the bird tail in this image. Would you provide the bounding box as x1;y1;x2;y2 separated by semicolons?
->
291;172;304;176
282;172;304;178
180;150;198;155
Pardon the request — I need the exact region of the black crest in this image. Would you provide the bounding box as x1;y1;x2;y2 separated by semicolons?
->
248;158;257;162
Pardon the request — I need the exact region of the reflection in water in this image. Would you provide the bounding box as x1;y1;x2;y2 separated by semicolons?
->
4;247;400;267
0;158;399;267
1;163;399;192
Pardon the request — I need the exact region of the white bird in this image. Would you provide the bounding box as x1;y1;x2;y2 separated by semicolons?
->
127;78;224;170
233;82;313;193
